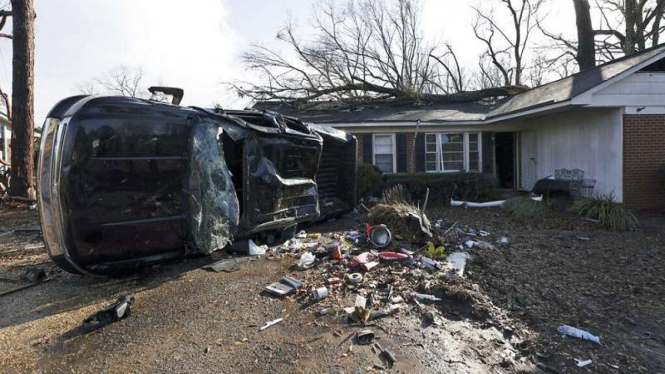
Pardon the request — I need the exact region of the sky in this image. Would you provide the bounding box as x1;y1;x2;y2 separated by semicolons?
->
0;0;577;126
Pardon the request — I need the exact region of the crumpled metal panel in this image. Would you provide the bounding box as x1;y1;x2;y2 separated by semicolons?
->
187;118;240;254
239;128;323;235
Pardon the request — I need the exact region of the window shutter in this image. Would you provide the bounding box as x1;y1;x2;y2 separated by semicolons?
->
415;132;425;172
362;134;373;164
396;133;407;173
482;132;493;174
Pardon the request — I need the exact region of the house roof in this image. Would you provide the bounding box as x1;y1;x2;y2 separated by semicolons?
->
251;101;494;123
487;43;665;118
252;43;665;124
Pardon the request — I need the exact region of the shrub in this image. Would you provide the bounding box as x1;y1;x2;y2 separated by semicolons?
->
502;196;548;220
380;173;495;204
357;163;383;199
657;163;665;193
570;193;638;231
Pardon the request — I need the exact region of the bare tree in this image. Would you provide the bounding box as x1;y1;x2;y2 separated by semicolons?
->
9;0;36;199
96;65;146;98
472;0;543;87
0;5;11;173
233;0;526;107
541;0;665;71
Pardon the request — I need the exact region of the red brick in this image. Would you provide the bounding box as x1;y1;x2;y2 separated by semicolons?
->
623;115;665;210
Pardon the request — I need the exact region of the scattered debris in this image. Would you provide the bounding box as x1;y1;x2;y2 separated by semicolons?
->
498;237;509;247
558;325;601;344
259;317;283;331
20;268;46;283
312;287;329;300
346;273;363;284
367;224;392;248
450;198;504;208
266;276;303;297
248;240;267;256
82;296;134;332
411;292;441;302
446;252;471;277
0;276;51;297
202;258;241;273
576;359;593;368
356;330;375;345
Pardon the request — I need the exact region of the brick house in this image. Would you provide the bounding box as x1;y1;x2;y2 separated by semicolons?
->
255;44;665;210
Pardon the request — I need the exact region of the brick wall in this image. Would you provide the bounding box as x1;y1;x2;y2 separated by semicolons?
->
623;115;665;210
356;134;364;164
405;133;415;173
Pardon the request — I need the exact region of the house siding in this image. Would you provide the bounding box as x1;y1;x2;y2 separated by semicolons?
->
623;114;665;210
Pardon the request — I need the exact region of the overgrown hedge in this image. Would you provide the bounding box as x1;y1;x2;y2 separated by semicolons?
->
380;172;498;204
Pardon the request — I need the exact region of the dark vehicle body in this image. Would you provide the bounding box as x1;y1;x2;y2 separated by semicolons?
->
38;96;356;275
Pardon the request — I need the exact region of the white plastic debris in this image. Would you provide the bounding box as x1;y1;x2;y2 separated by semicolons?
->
464;240;478;248
576;359;593;368
295;230;307;239
498;237;509;247
248;239;267;256
450;198;505;208
479;230;490;237
558;325;601;344
446;252;471;277
411;292;441;302
297;252;315;269
260;317;283;331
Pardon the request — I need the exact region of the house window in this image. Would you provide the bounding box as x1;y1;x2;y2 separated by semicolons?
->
373;134;395;173
425;132;482;172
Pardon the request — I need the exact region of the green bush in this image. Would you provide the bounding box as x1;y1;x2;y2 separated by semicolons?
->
357;163;383;199
502;196;548;220
570;193;638;231
657;163;665;193
380;172;496;204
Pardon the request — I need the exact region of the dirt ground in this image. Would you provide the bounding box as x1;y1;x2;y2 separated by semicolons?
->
0;201;664;374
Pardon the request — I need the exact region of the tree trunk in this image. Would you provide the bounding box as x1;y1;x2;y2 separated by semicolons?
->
624;0;638;54
8;0;35;199
573;0;595;70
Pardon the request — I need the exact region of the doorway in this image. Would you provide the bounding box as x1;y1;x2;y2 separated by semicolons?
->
495;132;516;189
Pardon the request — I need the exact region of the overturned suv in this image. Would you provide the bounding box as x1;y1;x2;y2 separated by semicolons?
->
38;88;357;275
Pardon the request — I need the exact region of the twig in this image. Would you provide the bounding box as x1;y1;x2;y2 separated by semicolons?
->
443;221;458;236
422;188;430;214
0;277;51;297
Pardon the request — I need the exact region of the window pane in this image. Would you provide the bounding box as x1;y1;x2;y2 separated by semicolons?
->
426;161;437;171
443;143;463;152
426;134;436;142
426;153;437;162
469;133;478;142
374;135;393;154
375;154;393;173
443;161;464;170
443;152;463;161
441;134;463;143
469;150;479;171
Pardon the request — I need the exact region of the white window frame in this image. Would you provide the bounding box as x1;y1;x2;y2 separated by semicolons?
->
425;132;482;173
372;133;397;174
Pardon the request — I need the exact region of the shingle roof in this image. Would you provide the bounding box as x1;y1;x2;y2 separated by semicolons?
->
252;43;665;123
251;101;494;123
487;43;665;118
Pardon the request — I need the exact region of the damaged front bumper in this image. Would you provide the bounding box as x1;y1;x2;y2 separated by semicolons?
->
37;96;357;275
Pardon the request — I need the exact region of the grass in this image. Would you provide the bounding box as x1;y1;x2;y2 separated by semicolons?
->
570;193;638;231
502;196;548;220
